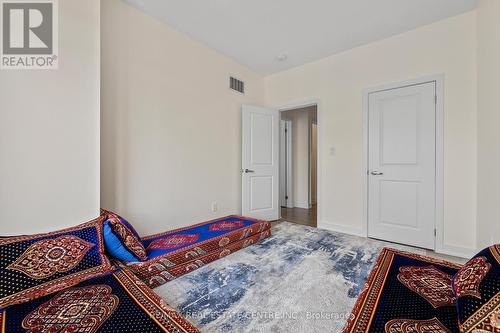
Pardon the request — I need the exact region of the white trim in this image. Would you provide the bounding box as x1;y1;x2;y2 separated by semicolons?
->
280;120;286;207
294;201;311;209
320;221;365;238
310;121;318;206
278;100;319;112
285;122;293;208
308;115;312;207
362;74;449;253
437;244;476;259
362;92;369;238
308;116;315;207
279;120;294;209
434;77;446;255
276;99;321;225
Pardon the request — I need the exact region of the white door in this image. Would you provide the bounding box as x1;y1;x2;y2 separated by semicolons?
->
242;105;280;221
368;82;436;249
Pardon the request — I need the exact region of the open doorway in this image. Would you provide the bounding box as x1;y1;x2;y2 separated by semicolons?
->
279;105;318;227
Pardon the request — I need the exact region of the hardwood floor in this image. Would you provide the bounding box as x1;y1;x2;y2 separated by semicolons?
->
279;204;317;227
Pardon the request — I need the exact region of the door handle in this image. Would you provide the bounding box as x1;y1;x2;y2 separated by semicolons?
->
370;171;384;176
243;169;255;173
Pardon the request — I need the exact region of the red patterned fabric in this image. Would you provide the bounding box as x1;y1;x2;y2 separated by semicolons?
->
114;269;201;332
453;245;500;333
385;318;452;333
0;216;114;309
147;234;200;250
398;265;456;308
22;284;119;333
342;248;462;333
453;256;491;299
133;216;271;273
209;220;245;231
129;229;271;288
8;236;94;280
1;268;201;333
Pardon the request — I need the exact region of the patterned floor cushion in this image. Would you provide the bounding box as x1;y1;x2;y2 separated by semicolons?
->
0;216;114;309
101;210;148;262
452;244;500;333
134;229;271;288
0;268;200;333
137;215;270;266
343;248;463;333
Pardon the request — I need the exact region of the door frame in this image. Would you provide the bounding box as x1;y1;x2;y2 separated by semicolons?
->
310;120;318;206
362;74;444;252
276;99;321;222
280;120;293;208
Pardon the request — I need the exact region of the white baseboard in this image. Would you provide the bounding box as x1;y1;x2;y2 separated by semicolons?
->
318;221;365;237
317;220;475;259
436;243;476;259
294;202;311;209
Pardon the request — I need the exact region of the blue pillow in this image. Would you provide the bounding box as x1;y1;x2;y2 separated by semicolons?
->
100;210;148;262
103;221;142;262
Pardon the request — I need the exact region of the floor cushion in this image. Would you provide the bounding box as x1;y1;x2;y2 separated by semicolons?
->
141;229;271;288
343;248;462;333
141;215;271;265
0;216;114;309
0;268;200;333
452;244;500;333
101;210;148;262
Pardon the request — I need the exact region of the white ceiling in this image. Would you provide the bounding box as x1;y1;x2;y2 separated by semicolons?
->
124;0;478;75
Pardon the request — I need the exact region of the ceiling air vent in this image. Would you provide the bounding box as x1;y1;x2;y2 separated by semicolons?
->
230;76;244;94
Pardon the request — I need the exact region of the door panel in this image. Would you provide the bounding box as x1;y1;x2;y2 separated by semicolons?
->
250;113;274;165
368;82;436;249
380;96;418;164
379;180;419;228
250;176;273;210
242;105;280;220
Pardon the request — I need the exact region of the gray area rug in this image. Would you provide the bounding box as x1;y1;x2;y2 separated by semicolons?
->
154;222;424;333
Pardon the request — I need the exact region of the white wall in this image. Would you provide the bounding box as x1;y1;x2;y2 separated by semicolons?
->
476;0;500;248
281;106;316;208
102;5;497;253
101;0;265;235
0;0;100;235
265;12;478;256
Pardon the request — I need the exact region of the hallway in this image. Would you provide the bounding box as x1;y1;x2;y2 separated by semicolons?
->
280;205;317;227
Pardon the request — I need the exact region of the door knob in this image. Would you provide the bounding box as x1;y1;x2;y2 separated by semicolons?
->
243;169;255;173
370;171;384;176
